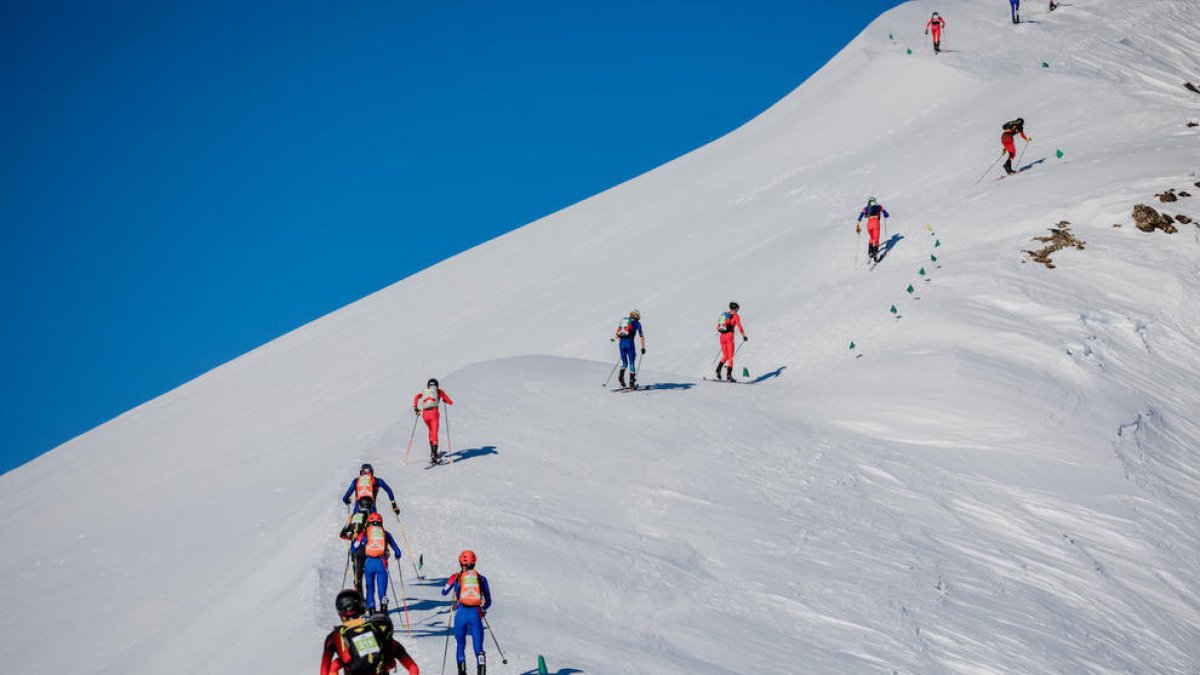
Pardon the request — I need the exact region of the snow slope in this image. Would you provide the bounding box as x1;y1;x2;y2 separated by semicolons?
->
3;0;1200;672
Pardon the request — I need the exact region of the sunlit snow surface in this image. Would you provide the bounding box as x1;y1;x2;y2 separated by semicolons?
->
3;0;1199;672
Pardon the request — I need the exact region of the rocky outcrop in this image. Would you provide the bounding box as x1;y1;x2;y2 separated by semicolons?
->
1132;204;1178;233
1025;221;1085;268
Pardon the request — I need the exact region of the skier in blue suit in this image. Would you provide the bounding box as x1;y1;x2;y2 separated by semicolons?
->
614;309;646;389
1010;0;1021;24
350;512;404;613
442;550;493;675
342;463;399;516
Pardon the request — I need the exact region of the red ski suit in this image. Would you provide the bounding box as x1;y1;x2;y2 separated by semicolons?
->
413;388;453;444
718;312;746;368
925;17;946;46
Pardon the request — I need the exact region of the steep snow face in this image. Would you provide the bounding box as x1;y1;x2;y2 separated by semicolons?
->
3;0;1200;673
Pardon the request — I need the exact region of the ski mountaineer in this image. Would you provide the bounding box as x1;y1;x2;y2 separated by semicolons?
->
342;464;400;517
441;550;492;675
615;309;645;389
1000;118;1031;175
350;513;404;614
715;302;748;382
1010;0;1020;24
856;197;890;263
320;589;419;675
925;12;946;53
413;378;453;465
340;507;371;595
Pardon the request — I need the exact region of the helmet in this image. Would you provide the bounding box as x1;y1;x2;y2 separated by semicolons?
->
360;463;373;475
335;589;366;618
1016;117;1024;125
427;378;439;388
458;549;477;566
867;196;877;205
729;301;739;311
932;11;939;16
629;309;641;319
357;495;374;510
367;512;383;525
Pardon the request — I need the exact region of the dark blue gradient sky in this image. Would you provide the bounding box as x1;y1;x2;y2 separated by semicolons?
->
0;0;900;472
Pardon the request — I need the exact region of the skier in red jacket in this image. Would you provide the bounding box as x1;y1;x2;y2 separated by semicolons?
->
413;378;453;464
1000;118;1031;175
715;302;748;382
924;12;946;54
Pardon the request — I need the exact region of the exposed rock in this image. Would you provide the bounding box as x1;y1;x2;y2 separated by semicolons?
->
1156;189;1178;203
1178;191;1192;197
1187;82;1200;94
1176;214;1193;224
1132;204;1178;233
1112;223;1123;228
1189;122;1200;128
1024;221;1085;268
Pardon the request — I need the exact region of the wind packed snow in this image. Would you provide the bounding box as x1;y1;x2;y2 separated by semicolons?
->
3;0;1199;672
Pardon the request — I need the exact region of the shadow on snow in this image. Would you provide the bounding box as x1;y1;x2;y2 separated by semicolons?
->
447;445;499;463
750;366;787;384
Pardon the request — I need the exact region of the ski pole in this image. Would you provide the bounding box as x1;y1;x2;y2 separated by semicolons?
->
1015;139;1030;171
392;514;424;579
974;150;1006;184
402;414;419;466
601;359;621;387
441;600;458;675
341;544;351;588
388;559;411;635
395;559;412;635
482;615;509;664
443;401;453;462
854;226;861;269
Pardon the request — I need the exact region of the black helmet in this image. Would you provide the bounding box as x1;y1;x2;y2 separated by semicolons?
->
729;301;740;311
335;589;366;619
360;463;373;475
1016;117;1024;125
427;378;439;388
357;495;374;511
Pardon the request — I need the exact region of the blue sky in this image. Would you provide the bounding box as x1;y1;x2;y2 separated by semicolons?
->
0;0;900;473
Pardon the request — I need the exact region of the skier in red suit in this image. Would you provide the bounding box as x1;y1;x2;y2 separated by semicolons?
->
925;12;946;53
413;378;453;464
715;302;747;382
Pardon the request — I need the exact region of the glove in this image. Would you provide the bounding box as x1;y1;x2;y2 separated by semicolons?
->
640;348;646;354
924;30;928;34
391;501;400;516
413;407;420;415
743;335;749;342
856;224;861;234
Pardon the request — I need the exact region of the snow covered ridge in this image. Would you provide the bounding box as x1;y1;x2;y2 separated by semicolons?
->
2;0;1200;673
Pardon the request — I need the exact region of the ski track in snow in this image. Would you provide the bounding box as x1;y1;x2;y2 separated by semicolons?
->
3;0;1200;672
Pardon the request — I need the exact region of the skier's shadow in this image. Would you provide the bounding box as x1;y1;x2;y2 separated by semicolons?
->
447;445;498;463
876;233;905;262
638;382;694;391
750;366;786;383
1017;157;1047;172
401;597;451;612
520;669;584;675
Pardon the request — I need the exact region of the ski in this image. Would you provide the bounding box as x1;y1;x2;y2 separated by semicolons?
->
423;452;450;469
702;377;753;385
610;386;640;393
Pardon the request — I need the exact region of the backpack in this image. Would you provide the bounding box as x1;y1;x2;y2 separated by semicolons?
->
335;619;389;675
616;317;633;338
717;312;732;333
459;569;483;607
